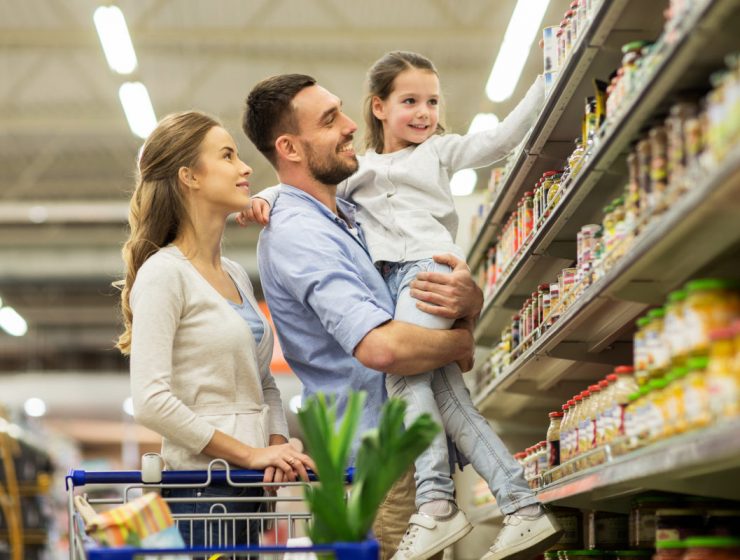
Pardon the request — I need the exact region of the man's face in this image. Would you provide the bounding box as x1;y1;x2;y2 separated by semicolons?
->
292;85;359;186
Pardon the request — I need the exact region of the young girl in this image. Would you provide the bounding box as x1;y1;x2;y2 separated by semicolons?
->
244;52;561;560
116;111;315;548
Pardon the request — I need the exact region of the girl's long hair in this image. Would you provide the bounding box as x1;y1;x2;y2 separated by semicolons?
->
115;111;219;354
363;51;445;153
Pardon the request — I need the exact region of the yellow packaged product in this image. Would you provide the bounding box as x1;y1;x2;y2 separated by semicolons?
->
663;366;689;436
645;308;669;381
683;279;740;357
664;289;688;367
706;327;738;420
683;356;711;431
634;316;652;386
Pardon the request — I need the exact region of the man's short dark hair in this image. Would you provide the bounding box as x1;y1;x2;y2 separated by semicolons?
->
242;74;317;167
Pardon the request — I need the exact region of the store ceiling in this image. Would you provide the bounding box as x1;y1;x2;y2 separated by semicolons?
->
0;0;557;397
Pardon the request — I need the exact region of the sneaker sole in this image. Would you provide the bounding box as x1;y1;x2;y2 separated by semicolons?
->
399;520;474;560
486;527;564;560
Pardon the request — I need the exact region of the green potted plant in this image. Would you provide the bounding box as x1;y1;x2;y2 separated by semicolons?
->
297;391;440;545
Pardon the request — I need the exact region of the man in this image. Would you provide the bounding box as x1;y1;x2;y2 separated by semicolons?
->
241;74;558;560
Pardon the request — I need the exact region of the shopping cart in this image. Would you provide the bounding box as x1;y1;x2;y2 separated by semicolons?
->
66;459;378;559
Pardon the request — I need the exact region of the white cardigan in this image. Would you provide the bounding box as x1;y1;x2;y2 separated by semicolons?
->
129;245;289;470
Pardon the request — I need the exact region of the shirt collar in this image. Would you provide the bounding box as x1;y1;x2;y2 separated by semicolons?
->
278;183;360;228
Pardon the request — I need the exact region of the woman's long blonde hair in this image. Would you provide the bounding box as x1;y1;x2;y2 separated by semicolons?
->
363;51;445;153
115;111;220;354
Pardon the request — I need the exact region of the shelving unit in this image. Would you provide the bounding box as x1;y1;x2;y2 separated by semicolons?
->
465;0;740;529
470;419;740;523
471;0;740;342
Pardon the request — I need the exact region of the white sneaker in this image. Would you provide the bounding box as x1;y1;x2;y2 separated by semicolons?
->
390;509;473;560
481;511;563;560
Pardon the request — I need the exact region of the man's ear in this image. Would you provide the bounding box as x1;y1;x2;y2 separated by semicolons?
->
275;134;302;163
177;166;198;190
371;96;386;121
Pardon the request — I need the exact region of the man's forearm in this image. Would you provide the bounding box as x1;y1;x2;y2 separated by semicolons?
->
354;320;472;375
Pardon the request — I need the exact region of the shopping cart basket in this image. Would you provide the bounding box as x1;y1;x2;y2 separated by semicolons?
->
66;459;377;559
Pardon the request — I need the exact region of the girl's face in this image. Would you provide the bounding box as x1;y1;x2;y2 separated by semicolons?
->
372;68;440;153
188;126;253;215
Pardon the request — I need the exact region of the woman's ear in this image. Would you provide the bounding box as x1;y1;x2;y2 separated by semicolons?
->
371;96;386;121
275;134;302;163
177;166;197;190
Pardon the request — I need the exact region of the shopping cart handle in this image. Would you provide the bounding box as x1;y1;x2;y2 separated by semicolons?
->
67;466;355;487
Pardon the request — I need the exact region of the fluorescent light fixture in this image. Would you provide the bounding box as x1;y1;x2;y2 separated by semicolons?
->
24;398;46;418
123;396;135;416
119;82;157;139
486;0;550;102
0;306;28;337
451;169;477;197
93;5;138;74
468;112;500;134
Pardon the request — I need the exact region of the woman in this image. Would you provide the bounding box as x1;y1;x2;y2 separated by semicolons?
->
115;111;314;547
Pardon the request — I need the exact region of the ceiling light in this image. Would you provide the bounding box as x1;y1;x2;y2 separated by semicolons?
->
486;0;551;102
24;398;46;418
451;169;478;197
468;113;500;134
123;397;135;416
288;394;303;414
93;5;138;75
119;82;157;139
0;306;28;337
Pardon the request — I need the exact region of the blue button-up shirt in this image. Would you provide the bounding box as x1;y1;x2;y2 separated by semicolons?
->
257;184;394;457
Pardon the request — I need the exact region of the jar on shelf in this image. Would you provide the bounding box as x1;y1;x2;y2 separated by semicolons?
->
606;367;639;443
564;11;575;57
549;281;561;323
663;366;689;436
595;377;612;447
602;203;616;256
568;139;587;179
665;289;688;367
531;291;541;335
683;536;740;560
569;2;580;42
539;283;552;329
634;316;653;386
611;196;628;257
625;150;641;234
576;390;593;458
683;279;740;358
683;355;711;431
636;138;652;217
512;314;521;349
570;394;584;461
560;267;578;308
665;101;699;196
623;390;642;450
547;411;564;467
621;41;650;102
649;125;669;213
644;308;668;381
523;191;535;240
706;327;738;421
648;377;669;441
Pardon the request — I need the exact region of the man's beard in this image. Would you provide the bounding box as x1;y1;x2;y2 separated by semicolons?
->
303;141;358;186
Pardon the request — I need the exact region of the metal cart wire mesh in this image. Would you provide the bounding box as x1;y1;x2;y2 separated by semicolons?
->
66;460;377;559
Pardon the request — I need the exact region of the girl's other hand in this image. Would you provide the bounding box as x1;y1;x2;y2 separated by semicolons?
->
236;197;271;227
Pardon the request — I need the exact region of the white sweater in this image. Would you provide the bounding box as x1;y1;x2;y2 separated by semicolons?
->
257;76;544;263
129;245;289;470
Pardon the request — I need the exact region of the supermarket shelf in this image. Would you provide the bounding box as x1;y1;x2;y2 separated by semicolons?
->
467;0;666;272
538;420;740;510
473;0;740;347
466;420;740;521
474;141;740;421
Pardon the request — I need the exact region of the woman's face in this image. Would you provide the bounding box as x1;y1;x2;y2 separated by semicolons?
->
189;126;253;214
